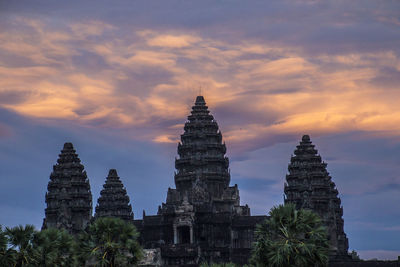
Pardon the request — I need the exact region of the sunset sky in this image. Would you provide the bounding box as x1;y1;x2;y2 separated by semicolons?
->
1;0;400;260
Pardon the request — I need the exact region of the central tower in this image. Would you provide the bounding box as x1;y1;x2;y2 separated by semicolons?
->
137;96;264;266
175;96;229;202
162;96;247;214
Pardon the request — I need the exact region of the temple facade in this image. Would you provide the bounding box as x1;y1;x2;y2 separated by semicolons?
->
284;135;349;260
42;96;350;265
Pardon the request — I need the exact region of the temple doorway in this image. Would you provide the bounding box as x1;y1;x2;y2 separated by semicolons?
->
177;226;191;244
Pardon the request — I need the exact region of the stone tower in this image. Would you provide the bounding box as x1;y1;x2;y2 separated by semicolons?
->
95;169;134;221
37;96;267;265
284;135;349;259
136;96;257;265
162;95;248;214
43;142;92;234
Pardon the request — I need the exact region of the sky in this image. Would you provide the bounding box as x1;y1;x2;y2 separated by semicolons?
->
0;0;400;260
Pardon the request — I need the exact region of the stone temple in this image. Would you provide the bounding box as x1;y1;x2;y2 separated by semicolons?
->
284;135;349;260
94;169;134;222
133;96;266;265
42;96;349;265
42;142;92;235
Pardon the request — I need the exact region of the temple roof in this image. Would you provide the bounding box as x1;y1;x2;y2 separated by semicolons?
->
302;134;311;142
63;142;74;150
95;169;134;221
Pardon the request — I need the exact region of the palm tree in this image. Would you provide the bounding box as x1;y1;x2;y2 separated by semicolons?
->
0;225;15;266
33;228;75;266
76;217;142;267
0;226;6;251
251;203;329;267
5;224;37;267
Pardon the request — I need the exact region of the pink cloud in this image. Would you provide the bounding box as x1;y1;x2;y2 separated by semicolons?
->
0;16;399;154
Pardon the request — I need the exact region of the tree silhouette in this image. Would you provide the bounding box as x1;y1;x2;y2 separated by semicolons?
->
4;224;37;267
76;217;142;267
33;228;75;266
251;203;329;267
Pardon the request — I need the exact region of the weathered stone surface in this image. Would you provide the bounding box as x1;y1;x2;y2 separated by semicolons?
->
284;135;349;259
94;169;134;221
42;142;92;234
138;248;162;266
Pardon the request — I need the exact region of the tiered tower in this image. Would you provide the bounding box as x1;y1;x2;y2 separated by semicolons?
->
162;96;248;215
141;96;255;265
95;169;134;221
284;135;349;258
43;142;92;234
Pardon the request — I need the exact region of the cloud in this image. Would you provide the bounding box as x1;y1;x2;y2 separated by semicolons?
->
147;34;201;48
153;134;179;143
70;20;115;38
1;2;400;259
0;14;399;155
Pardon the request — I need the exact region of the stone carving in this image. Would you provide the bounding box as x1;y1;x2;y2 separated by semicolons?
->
139;248;162;266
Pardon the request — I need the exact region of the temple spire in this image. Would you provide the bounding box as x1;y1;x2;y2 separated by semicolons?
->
161;95;249;215
95;169;134;221
43;142;92;234
284;135;349;259
195;95;206;106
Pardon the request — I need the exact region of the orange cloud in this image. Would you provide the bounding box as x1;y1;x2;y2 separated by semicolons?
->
147;34;201;48
1;16;399;147
153;134;179;143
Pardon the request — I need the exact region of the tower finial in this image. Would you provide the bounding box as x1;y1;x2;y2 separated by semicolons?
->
302;135;311;142
195;95;206;106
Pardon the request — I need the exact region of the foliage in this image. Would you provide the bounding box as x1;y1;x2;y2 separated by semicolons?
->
76;217;142;267
4;224;37;267
0;225;16;266
350;250;360;260
33;228;75;266
1;219;143;267
251;203;329;267
0;226;6;251
200;262;238;267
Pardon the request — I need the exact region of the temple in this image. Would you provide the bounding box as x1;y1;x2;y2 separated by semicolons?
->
42;96;351;265
42;142;92;235
94;169;134;221
284;135;349;260
133;96;266;265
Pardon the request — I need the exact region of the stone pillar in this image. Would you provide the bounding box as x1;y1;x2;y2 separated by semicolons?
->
173;225;178;244
190;226;193;244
